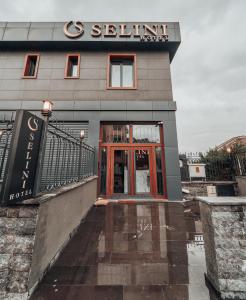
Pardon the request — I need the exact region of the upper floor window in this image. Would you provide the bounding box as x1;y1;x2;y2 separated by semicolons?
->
107;54;137;89
65;54;80;78
23;54;40;78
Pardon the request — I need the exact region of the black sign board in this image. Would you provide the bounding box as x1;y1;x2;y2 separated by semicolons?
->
1;110;44;205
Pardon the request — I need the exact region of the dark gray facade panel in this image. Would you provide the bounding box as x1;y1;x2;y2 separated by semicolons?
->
28;29;54;41
162;120;179;148
99;111;128;121
0;100;177;112
3;28;29;40
30;22;55;28
47;100;75;110
166;176;182;200
126;101;153;111
6;22;31;28
126;111;153;121
0;100;22;110
164;147;181;177
0;28;4;40
21;101;47;110
74;101;100;110
100;101;127;111
152;111;170;121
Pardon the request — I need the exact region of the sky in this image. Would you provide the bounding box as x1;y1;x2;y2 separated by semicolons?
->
0;0;245;152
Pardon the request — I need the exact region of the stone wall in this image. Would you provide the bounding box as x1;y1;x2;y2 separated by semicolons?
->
236;176;246;196
0;176;97;300
182;182;209;197
199;197;246;300
182;181;237;197
0;206;38;300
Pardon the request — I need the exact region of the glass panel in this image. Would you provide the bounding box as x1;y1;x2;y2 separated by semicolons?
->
155;147;164;195
114;150;128;194
25;56;37;77
133;125;160;143
135;149;150;193
111;62;121;87
67;56;79;77
100;148;107;194
29;57;37;76
102;125;129;143
122;61;133;87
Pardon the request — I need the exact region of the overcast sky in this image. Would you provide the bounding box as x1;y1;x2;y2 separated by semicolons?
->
0;0;245;152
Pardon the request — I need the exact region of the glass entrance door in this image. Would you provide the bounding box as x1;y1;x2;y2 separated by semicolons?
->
135;149;151;194
113;149;129;194
99;122;166;198
110;146;155;197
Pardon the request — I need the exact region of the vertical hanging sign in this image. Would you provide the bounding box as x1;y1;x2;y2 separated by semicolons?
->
1;110;44;205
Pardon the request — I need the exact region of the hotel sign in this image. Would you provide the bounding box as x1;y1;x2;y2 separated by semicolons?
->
63;21;169;42
1;110;44;205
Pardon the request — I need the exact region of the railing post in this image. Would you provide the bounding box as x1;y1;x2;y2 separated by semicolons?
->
78;140;82;181
93;146;96;175
33;116;49;196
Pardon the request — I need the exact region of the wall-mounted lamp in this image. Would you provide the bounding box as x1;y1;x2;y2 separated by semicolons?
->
80;129;85;140
41;100;53;117
226;147;231;153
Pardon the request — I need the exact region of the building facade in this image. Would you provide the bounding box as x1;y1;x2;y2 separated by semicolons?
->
0;21;182;200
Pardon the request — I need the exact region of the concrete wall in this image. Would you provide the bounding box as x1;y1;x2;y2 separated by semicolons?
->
29;177;97;289
0;51;173;103
0;176;97;300
236;176;246;196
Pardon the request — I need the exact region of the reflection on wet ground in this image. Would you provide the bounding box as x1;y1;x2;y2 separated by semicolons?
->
30;201;220;300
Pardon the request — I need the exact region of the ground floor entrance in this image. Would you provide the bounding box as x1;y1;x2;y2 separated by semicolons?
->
98;122;167;199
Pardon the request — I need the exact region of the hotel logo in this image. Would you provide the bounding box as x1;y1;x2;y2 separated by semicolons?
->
63;21;168;42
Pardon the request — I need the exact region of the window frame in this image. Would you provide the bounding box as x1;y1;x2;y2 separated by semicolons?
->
64;53;81;79
107;53;137;90
22;53;40;79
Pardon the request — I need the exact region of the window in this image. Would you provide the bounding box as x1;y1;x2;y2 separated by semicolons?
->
65;54;80;78
23;54;40;78
107;54;137;89
102;124;130;143
133;125;160;143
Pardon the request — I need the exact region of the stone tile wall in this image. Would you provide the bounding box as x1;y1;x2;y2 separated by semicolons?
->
0;206;38;300
200;201;246;299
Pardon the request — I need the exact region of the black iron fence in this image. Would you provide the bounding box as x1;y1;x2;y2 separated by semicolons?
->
39;121;95;193
0;117;14;186
180;151;246;181
0;112;96;198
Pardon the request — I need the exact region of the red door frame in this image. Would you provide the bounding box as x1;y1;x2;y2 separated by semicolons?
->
109;145;156;197
98;123;167;199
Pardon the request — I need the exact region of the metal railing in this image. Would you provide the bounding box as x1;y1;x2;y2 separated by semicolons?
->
0;117;14;186
180;151;246;181
39;121;96;193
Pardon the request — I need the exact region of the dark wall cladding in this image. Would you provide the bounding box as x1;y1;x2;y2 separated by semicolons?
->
0;51;173;102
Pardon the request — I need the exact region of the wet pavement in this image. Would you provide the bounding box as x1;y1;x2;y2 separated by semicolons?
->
30;201;220;300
